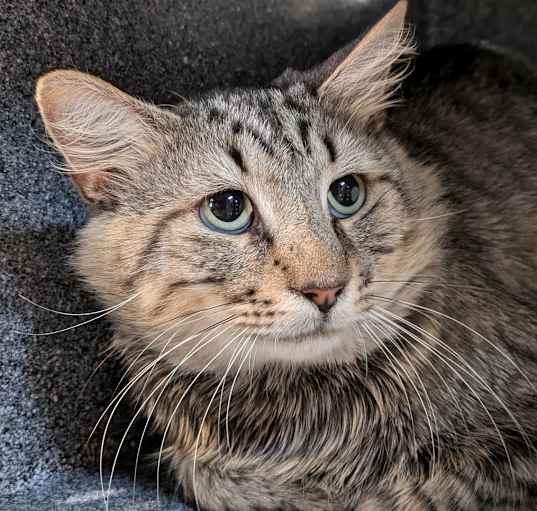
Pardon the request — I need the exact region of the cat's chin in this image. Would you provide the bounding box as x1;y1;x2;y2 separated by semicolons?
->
243;326;368;368
259;321;342;344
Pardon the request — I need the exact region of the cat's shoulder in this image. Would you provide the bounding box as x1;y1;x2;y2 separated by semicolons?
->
402;43;537;99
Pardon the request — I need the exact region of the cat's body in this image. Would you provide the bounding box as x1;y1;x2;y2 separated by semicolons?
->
122;44;537;511
35;2;537;509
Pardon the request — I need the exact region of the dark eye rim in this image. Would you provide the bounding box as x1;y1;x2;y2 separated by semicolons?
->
328;174;366;219
198;189;254;235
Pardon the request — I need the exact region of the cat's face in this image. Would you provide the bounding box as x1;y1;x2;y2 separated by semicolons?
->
36;0;446;370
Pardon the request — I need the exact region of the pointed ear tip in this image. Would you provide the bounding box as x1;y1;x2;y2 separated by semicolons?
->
36;70;115;123
383;0;407;22
37;68;94;88
394;0;408;18
35;70;82;110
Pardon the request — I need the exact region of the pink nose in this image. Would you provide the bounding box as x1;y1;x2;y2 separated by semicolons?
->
301;287;343;313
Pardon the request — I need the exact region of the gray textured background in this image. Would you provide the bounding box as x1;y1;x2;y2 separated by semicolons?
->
1;0;537;509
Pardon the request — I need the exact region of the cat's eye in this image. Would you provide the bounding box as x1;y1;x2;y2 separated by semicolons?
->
328;174;366;219
200;190;254;234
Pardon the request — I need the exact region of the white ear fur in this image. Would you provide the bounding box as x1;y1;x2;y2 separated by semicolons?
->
318;0;415;128
36;70;160;203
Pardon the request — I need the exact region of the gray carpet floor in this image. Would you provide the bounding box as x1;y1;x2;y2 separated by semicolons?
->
2;0;537;509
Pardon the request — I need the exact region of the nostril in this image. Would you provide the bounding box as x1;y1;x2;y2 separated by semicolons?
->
300;286;344;313
303;292;318;302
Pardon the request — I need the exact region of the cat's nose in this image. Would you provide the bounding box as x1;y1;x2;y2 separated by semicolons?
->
301;287;343;313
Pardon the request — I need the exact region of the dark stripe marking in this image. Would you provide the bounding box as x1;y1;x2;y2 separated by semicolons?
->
282;135;296;152
162;276;225;301
422;493;439;511
157;276;226;310
298;119;310;154
369;229;396;255
247;128;275;156
232;121;274;157
324;135;337;162
269;111;296;153
257;96;272;111
284;96;308;115
376;174;409;205
229;146;247;173
125;207;190;289
232;121;242;134
208;108;226;123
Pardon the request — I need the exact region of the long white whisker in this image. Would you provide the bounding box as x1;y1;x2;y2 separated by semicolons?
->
155;325;245;503
18;293;132;316
15;292;142;336
217;333;252;452
97;314;238;510
370;299;533;450
358;322;418;456
362;320;437;475
369;306;518;480
408;209;468;222
88;306;233;449
376;295;535;392
90;316;205;456
105;318;239;507
370;316;469;436
132;304;236;409
192;331;252;510
354;322;369;381
78;350;117;400
130;309;238;499
225;334;257;450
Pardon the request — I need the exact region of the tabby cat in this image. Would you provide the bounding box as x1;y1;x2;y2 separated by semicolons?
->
35;1;537;509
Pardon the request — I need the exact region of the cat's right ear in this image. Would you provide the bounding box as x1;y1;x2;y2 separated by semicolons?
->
36;70;163;206
318;0;414;129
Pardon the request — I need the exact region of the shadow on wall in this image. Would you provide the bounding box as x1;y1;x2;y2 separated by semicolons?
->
1;0;394;494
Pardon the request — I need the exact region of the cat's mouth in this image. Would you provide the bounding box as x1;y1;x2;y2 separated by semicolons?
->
280;324;337;342
238;316;343;343
235;306;373;344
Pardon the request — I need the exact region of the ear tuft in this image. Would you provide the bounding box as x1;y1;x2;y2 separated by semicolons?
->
36;70;161;205
318;0;415;128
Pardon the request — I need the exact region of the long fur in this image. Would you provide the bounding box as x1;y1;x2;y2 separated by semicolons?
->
319;1;416;126
35;2;537;509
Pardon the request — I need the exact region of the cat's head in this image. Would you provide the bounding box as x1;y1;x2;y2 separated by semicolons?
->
36;1;447;370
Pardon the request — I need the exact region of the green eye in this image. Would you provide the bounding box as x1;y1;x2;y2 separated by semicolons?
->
328;174;366;219
200;190;254;234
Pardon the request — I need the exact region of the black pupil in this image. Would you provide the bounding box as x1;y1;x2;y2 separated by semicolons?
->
208;190;244;222
330;176;359;206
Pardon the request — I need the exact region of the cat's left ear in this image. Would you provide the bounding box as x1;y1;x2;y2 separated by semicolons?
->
318;0;414;129
35;70;167;205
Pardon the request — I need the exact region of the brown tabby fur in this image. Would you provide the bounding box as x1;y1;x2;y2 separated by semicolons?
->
35;1;537;509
